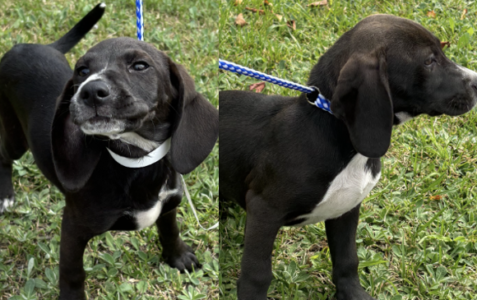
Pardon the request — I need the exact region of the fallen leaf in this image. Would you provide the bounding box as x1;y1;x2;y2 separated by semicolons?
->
427;10;436;18
245;7;265;15
235;13;248;26
275;14;283;21
308;0;327;7
460;8;467;20
440;41;450;49
264;0;273;6
429;195;444;201
287;20;296;31
234;0;242;5
249;82;266;93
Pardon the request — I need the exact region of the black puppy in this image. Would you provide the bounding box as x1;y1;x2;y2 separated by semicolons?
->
220;15;477;299
0;4;218;300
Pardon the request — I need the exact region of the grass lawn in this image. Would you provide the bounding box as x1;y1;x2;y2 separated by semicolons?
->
219;0;477;299
0;0;218;299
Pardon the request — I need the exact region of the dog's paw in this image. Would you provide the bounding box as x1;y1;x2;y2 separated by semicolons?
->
162;241;201;273
0;195;14;214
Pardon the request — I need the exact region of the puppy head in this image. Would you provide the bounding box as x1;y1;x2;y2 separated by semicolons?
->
52;38;218;191
316;14;477;158
373;15;477;118
69;38;171;139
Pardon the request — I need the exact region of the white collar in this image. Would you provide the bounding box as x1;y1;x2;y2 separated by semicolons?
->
106;138;171;168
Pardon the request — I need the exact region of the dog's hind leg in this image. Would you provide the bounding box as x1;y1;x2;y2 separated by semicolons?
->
156;207;201;272
237;190;282;300
0;93;28;213
325;204;376;300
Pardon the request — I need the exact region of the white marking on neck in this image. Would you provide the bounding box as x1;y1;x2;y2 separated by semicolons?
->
106;138;171;168
135;186;182;230
395;112;413;124
293;154;380;226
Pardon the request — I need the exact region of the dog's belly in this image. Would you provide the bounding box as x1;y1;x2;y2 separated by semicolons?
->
294;154;380;226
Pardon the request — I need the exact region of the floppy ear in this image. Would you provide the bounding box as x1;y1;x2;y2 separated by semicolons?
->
51;79;102;192
168;60;218;174
330;50;393;158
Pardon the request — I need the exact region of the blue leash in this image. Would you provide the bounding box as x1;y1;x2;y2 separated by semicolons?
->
219;59;332;114
136;0;144;41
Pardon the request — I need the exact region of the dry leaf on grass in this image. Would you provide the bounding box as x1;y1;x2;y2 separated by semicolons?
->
429;195;444;201
264;0;273;6
460;8;468;20
234;0;243;5
308;0;327;7
245;7;265;15
440;41;450;49
249;82;266;93
275;14;283;21
427;10;436;18
287;20;296;30
235;13;248;26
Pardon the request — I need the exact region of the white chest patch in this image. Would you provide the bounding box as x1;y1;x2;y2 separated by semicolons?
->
294;154;380;226
134;186;181;230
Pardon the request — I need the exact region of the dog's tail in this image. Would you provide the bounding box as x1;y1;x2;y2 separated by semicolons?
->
48;3;106;54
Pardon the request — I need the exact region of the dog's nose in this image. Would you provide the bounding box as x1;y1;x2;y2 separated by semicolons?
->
80;81;110;107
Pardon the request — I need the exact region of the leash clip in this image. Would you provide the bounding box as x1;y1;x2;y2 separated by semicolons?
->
306;86;333;114
306;86;321;106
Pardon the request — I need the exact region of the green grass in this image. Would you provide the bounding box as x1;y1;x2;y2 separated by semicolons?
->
219;0;477;299
0;0;218;299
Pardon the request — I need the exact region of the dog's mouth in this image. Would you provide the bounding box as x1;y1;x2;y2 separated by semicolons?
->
437;95;476;116
70;93;155;137
72;107;156;137
79;116;127;136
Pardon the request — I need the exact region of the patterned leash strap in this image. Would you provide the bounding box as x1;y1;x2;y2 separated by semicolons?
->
136;0;144;41
219;59;332;114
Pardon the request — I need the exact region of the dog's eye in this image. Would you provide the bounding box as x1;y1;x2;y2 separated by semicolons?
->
77;67;90;77
133;62;149;71
424;58;436;66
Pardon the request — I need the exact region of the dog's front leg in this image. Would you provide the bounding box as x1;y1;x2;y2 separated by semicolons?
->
238;190;281;300
59;208;94;300
156;207;201;272
325;204;375;300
